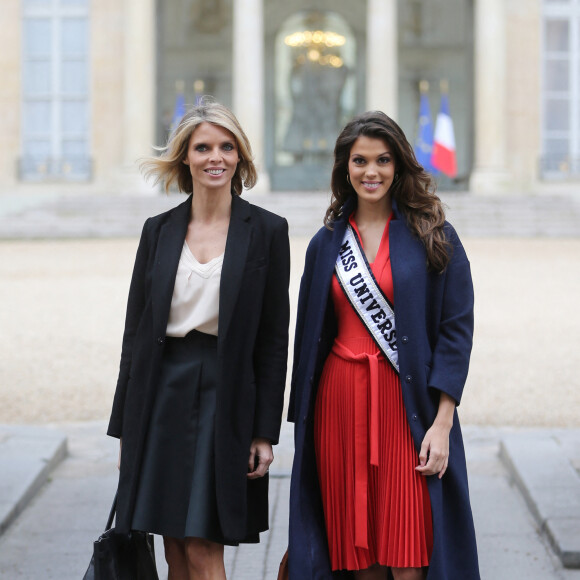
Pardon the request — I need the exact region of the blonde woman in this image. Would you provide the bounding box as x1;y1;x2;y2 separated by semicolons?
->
108;101;290;579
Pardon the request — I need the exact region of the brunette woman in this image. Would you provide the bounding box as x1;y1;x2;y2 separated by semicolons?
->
108;101;290;579
288;111;479;579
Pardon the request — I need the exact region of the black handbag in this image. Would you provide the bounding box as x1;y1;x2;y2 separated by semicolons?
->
83;492;159;580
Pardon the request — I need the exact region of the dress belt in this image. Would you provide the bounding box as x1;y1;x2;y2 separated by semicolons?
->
331;339;382;550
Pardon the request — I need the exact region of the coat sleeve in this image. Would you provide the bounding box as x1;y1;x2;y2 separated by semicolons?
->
427;226;474;405
251;217;291;445
287;236;318;423
107;219;151;438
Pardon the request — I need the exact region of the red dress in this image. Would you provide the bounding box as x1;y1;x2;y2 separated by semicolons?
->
314;214;433;571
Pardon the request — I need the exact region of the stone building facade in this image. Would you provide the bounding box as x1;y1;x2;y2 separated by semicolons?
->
0;0;577;193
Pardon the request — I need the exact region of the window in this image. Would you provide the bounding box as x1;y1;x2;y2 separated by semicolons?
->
542;0;580;177
21;0;90;181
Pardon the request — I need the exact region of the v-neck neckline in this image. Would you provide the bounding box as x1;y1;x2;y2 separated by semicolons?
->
349;212;393;265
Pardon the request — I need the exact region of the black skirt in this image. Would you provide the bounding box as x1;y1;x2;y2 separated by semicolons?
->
131;330;253;545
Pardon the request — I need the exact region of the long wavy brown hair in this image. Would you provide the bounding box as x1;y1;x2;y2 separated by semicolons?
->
326;111;451;272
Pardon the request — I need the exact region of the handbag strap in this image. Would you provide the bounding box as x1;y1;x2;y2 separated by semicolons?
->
105;491;118;531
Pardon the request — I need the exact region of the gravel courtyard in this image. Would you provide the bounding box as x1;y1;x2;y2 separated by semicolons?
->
1;235;579;428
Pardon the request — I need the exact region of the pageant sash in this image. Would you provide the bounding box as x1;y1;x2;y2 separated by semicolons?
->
334;224;399;373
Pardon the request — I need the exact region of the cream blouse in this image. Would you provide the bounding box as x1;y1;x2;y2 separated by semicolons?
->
166;242;223;337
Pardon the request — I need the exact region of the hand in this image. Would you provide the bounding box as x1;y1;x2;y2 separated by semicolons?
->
247;438;273;480
415;421;450;479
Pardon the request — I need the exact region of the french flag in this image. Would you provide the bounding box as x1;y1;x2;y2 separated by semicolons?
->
431;92;457;178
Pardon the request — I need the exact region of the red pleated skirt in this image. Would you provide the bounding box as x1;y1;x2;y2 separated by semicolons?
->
314;336;433;571
314;213;433;571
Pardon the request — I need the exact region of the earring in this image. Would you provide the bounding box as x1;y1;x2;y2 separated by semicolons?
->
394;173;399;181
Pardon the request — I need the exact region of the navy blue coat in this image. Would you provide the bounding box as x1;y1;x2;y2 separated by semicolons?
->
288;200;480;579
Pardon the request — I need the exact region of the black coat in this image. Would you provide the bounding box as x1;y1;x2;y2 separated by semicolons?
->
288;200;480;579
107;194;290;540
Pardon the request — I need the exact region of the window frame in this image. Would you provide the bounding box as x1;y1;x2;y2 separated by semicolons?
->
20;0;91;181
542;0;580;178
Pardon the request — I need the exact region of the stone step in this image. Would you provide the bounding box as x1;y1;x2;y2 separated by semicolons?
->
0;191;579;239
0;424;67;536
500;430;580;568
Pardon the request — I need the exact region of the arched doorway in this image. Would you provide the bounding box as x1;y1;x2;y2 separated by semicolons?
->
266;8;363;190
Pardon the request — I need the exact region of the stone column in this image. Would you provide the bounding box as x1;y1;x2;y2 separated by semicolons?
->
233;0;269;193
366;0;398;118
0;0;20;189
122;0;157;193
471;0;510;193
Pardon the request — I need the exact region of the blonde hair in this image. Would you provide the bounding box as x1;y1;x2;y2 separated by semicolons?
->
141;99;257;195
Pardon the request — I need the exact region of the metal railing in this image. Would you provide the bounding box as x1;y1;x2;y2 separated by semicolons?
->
539;155;580;180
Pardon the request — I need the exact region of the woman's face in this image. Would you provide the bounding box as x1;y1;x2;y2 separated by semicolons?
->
183;122;240;192
347;136;396;208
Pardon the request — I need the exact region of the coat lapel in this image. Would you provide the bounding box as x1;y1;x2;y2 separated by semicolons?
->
310;203;354;329
152;195;191;333
322;219;348;291
218;195;252;340
322;200;355;289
